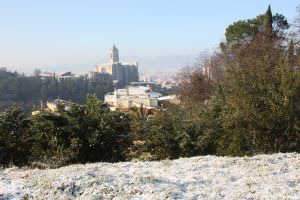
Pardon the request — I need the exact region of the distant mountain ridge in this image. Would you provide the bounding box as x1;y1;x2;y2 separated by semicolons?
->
4;54;198;75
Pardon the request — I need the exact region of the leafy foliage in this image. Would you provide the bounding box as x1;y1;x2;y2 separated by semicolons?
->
143;104;223;159
221;11;289;51
0;107;31;167
0;95;131;168
143;5;299;159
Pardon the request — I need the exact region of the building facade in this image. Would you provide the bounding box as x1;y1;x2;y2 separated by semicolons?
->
104;85;162;110
94;45;139;86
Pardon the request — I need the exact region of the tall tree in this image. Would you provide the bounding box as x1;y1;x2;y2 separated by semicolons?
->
215;6;300;155
264;5;273;37
221;7;288;52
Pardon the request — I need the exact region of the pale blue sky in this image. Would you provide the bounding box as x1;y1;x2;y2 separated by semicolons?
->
0;0;299;74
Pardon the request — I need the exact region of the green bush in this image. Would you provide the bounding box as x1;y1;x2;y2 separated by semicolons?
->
0;94;132;168
0;107;31;167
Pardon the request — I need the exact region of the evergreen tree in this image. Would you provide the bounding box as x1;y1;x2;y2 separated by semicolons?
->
264;5;273;37
0;107;31;167
215;7;300;154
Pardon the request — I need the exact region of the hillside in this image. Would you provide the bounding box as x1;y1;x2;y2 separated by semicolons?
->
0;153;299;199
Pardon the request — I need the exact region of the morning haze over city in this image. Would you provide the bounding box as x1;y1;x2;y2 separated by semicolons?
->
0;1;300;199
0;1;298;75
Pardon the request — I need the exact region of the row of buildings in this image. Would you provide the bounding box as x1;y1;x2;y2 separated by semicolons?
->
104;83;179;111
33;46;180;113
37;45;139;87
32;85;178;115
93;46;180;110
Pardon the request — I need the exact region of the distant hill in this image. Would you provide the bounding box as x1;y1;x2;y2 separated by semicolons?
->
4;54;198;76
128;54;198;74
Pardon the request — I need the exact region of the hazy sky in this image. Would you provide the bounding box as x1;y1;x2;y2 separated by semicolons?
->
0;0;299;74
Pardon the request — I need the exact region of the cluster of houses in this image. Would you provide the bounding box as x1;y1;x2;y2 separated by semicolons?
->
32;99;75;115
104;82;179;111
32;82;180;115
32;46;180;114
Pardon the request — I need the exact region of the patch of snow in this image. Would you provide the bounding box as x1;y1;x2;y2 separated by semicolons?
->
0;153;299;199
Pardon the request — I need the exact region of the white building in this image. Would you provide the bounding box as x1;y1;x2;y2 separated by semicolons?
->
104;85;162;110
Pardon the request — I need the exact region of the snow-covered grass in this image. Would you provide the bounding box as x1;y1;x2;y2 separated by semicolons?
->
0;153;299;199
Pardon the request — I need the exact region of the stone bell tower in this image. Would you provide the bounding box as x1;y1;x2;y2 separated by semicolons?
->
110;45;119;63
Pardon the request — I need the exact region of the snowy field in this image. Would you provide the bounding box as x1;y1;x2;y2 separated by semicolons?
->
0;153;299;200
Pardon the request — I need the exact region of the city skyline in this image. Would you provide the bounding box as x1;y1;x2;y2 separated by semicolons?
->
0;0;299;74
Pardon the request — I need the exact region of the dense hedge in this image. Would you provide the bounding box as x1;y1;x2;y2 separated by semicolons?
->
0;94;131;168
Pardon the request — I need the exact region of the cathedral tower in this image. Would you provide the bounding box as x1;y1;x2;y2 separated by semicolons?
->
110;45;119;63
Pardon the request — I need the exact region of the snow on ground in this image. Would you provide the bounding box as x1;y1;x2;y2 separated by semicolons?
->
0;153;299;200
